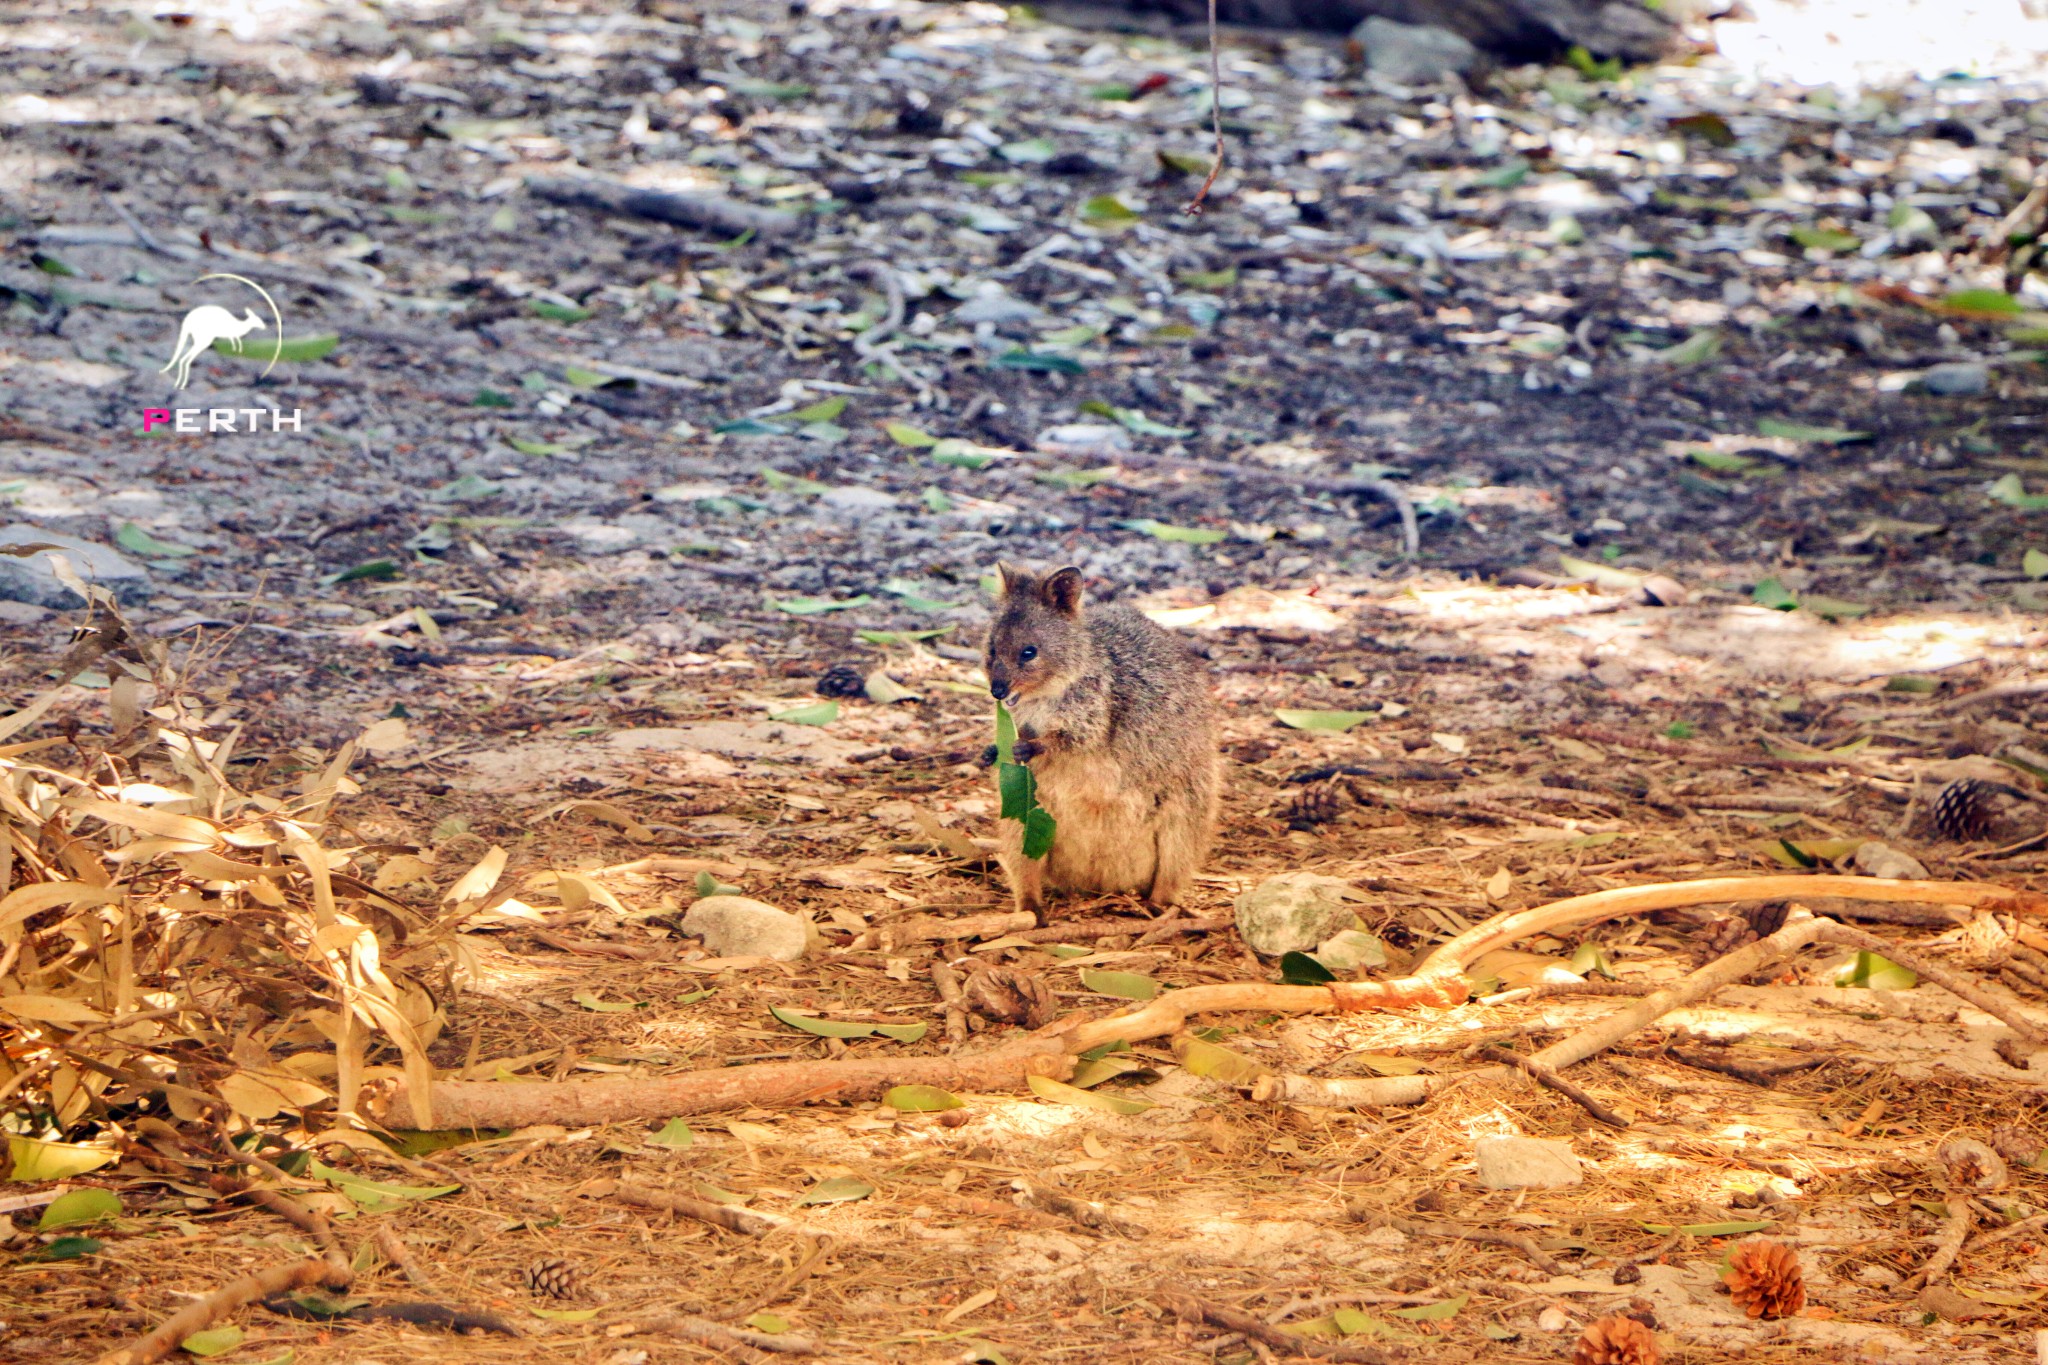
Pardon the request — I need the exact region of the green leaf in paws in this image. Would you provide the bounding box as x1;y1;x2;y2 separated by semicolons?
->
1021;807;1057;860
997;762;1037;821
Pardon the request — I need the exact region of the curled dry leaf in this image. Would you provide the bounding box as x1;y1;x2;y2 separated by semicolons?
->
963;966;1059;1027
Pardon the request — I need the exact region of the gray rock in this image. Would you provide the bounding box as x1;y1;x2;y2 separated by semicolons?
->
1853;840;1929;880
1475;1136;1583;1190
0;600;52;626
681;895;810;961
1353;17;1478;85
1234;873;1362;957
0;525;151;608
819;485;899;517
954;292;1044;329
1919;362;1989;396
1313;928;1389;973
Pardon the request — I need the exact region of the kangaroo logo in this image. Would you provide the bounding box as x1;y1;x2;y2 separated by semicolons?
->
160;273;284;389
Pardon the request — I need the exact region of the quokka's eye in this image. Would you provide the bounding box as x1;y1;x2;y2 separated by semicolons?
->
1018;645;1038;663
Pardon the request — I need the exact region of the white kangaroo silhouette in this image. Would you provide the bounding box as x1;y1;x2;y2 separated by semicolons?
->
160;305;266;389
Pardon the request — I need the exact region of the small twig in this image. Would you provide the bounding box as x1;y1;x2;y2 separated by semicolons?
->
1014;1181;1149;1239
374;1224;431;1288
1322;478;1419;556
724;1234;832;1324
609;1180;793;1236
1651;1046;1826;1088
1346;1204;1562;1275
931;961;969;1051
1481;981;1658;1005
91;1258;350;1365
1906;1195;1975;1291
237;1188;342;1262
1964;1209;2048;1254
1185;0;1225;215
1474;1045;1628;1128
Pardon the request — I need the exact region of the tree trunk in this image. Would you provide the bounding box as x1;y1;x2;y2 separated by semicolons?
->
1117;0;1679;63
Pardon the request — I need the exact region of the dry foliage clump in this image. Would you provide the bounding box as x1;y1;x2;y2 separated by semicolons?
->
0;585;454;1170
1722;1239;1806;1320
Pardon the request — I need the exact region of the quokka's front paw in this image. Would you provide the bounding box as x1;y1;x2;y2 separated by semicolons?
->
1012;738;1044;763
978;744;999;768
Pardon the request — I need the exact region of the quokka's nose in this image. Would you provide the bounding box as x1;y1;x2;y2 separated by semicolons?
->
988;679;1010;700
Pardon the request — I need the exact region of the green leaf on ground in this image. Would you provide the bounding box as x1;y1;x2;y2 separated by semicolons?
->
1120;518;1226;544
1279;952;1337;985
1027;1073;1154;1114
992;350;1086;374
1989;474;2048;510
116;523;196;558
180;1327;245;1356
527;300;591;323
1789;225;1860;253
787;396;847;424
883;1085;964;1112
1640;1219;1775;1236
27;1235;101;1261
885;422;938;447
39;1188;120;1229
1275;709;1374;733
1944;288;2024;317
215;334;339;363
772;596;872;615
648;1118;694;1149
797;1176;874;1205
1079;969;1158;1000
1835;949;1917;991
1757;418;1870;444
1751;578;1798;611
768;701;839;726
1079;194;1139;224
771;1007;875;1039
2026;549;2048;579
1389;1294;1469;1322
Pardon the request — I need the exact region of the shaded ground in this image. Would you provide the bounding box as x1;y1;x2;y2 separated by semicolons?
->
5;1;2048;1362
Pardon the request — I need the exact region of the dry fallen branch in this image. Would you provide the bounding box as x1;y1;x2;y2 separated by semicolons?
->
613;1313;820;1357
371;1049;1069;1129
605;1180;793;1235
91;1257;350;1365
1015;1181;1150;1238
369;877;2039;1126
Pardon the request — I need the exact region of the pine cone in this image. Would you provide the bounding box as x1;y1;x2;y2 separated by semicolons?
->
1991;1124;2043;1168
1934;778;1994;841
1283;782;1346;830
1691;915;1757;966
816;664;866;699
526;1257;580;1299
1723;1239;1804;1319
1572;1313;1661;1365
963;966;1058;1028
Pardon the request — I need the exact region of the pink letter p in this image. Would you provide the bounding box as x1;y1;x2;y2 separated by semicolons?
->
142;408;171;432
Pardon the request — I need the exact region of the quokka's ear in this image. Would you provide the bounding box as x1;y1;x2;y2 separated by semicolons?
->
994;562;1031;598
1041;566;1084;615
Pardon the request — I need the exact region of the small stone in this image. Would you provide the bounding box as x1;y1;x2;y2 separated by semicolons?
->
1352;17;1479;85
1233;873;1361;957
1852;840;1929;880
1919;362;1989;396
0;526;151;608
1635;574;1689;607
1475;1135;1583;1190
953;292;1044;328
681;895;809;961
819;485;899;516
1312;929;1388;972
0;600;51;625
1034;423;1132;457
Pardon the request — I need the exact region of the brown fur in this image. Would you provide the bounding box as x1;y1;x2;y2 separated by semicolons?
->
984;563;1220;918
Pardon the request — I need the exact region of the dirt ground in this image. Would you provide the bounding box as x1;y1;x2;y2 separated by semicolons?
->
6;0;2048;1362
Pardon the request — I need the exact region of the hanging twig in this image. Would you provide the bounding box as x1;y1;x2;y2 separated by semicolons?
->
1473;1045;1629;1128
1185;0;1225;214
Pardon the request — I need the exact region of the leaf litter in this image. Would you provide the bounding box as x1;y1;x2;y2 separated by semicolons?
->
5;0;2048;1362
